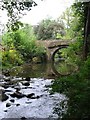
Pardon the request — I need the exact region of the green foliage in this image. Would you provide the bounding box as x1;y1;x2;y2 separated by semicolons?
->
0;0;37;31
52;2;90;117
2;32;24;66
59;3;85;40
54;2;85;75
58;7;74;39
2;24;46;66
33;18;65;40
13;24;46;59
50;1;90;119
60;7;73;29
13;24;37;58
2;49;23;67
51;57;90;119
69;2;85;39
0;51;2;69
35;45;46;56
54;37;83;75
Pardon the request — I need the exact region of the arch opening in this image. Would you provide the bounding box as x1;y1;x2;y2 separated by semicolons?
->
52;45;68;62
52;46;78;75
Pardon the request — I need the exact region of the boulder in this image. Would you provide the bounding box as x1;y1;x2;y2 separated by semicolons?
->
10;92;25;98
22;82;30;86
6;103;11;107
26;93;35;98
0;89;9;101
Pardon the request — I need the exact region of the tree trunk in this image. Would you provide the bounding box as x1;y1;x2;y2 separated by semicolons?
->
83;3;90;60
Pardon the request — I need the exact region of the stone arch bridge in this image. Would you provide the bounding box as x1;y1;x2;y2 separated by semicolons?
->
37;39;74;62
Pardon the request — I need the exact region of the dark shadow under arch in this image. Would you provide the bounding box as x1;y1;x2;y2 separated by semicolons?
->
51;45;68;62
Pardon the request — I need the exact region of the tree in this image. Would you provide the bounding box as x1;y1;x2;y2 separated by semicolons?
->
60;7;73;30
0;0;38;31
57;7;76;39
72;1;90;59
2;24;46;65
33;18;65;40
83;2;90;59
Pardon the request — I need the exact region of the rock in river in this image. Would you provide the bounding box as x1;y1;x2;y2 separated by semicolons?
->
6;103;11;107
22;82;30;86
10;99;15;103
0;89;9;101
25;77;31;81
10;91;25;98
26;93;35;98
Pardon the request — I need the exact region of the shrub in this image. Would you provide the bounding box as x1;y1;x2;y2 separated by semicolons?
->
51;57;90;119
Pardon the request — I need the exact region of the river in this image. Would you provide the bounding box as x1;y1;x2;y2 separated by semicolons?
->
0;63;66;119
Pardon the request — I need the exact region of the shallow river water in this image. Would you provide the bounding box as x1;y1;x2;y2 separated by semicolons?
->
0;63;66;119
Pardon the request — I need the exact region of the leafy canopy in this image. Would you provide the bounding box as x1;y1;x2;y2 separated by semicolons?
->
0;0;37;31
33;18;65;40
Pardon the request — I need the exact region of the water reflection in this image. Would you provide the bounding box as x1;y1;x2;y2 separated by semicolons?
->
10;63;61;79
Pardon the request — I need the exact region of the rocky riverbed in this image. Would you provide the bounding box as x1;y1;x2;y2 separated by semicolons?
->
0;72;66;119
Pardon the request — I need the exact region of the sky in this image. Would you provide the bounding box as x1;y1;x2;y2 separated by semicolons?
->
0;0;74;26
21;0;74;25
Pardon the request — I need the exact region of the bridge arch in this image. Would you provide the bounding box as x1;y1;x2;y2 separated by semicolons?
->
50;45;69;62
36;40;72;62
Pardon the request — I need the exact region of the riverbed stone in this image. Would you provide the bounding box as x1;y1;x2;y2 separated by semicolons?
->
2;84;9;89
3;71;10;77
15;86;21;92
10;99;15;103
0;74;5;79
26;93;35;98
0;89;9;101
6;103;11;107
4;110;7;112
22;82;30;86
21;117;27;120
4;77;11;82
30;95;41;99
25;77;31;81
10;92;25;98
2;81;13;89
5;89;13;92
16;103;20;106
